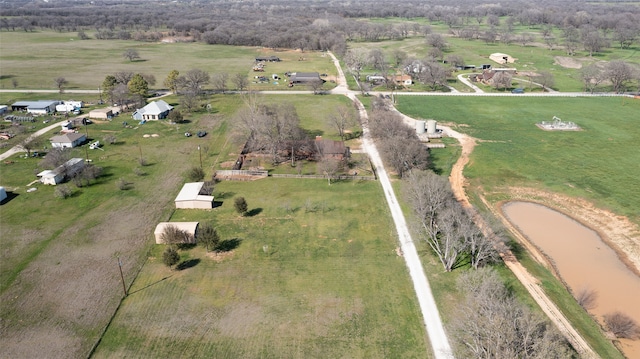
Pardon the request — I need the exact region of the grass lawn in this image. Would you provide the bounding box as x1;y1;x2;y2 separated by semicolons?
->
92;178;430;358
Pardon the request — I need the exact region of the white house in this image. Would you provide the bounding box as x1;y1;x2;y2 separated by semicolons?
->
154;222;199;244
37;158;85;185
174;182;214;209
132;100;173;121
50;133;86;148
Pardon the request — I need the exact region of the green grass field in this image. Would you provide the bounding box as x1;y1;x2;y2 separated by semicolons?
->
0;31;336;92
92;179;430;358
398;96;640;223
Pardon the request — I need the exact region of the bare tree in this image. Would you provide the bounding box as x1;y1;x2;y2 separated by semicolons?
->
452;268;572;358
604;60;634;93
328;105;355;141
575;287;598;310
604;312;640;339
316;155;341;185
19;137;40;157
178;69;210;96
581;25;609;56
493;72;513;91
122;48;140;62
434;204;467;271
211;72;229;93
535;71;555;91
114;71;134;85
562;26;580;56
344;48;368;82
426;33;447;50
417;60;449;90
516;32;534;47
54;77;68;94
307;79;325;94
233;73;249;91
580;64;605;93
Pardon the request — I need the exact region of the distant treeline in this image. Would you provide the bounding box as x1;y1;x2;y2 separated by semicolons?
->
1;0;639;55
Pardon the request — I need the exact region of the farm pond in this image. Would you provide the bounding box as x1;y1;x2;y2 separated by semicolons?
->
502;201;640;358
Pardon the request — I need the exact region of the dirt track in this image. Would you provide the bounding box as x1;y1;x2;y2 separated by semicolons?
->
441;126;599;359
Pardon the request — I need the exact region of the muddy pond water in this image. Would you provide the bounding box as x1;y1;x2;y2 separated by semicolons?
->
502;201;640;358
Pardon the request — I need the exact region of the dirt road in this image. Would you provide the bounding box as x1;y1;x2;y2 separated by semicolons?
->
440;125;598;359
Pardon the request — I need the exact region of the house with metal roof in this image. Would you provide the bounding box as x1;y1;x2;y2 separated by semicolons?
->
174;182;214;209
132;100;173;120
37;158;85;185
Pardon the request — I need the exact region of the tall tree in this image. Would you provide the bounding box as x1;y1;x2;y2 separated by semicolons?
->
127;73;149;98
604;60;634;93
178;69;210;96
101;75;118;104
328;105;355;141
160;70;178;96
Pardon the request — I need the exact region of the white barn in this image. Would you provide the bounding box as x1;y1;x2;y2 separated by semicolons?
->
154;222;199;244
174;182;214;209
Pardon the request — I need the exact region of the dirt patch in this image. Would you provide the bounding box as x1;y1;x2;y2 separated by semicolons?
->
554;56;583;69
205;250;235;262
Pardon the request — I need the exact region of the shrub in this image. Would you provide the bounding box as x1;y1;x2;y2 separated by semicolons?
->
54;185;72;199
162;247;180;269
188;166;205;182
234;196;248;215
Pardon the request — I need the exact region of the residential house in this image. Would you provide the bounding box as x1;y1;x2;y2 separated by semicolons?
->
174;182;214;209
154;222;199;244
132;100;173;121
37;158;85;185
11;100;60;115
315;136;350;161
366;75;386;84
388;74;413;86
50;133;86;148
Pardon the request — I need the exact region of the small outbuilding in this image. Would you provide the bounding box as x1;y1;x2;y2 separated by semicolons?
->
50;133;86;148
89;108;113;120
489;53;516;65
289;72;324;84
154;222;199;244
0;186;7;203
174;182;214;209
37;157;85;185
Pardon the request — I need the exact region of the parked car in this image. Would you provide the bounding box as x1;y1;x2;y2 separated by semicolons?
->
197;131;207;137
511;88;525;94
184;132;192;137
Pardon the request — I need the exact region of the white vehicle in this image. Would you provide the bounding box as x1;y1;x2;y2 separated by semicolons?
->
89;141;101;149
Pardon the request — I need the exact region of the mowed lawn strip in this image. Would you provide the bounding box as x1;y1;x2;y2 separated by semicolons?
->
93;179;430;358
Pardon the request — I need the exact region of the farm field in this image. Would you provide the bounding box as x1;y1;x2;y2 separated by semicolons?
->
0;31;336;92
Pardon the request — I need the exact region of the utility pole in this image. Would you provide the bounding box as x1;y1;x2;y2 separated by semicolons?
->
117;257;127;296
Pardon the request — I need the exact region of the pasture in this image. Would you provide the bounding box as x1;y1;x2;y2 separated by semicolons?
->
397;96;640;222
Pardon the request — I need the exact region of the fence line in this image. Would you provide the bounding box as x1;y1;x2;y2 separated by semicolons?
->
215;170;375;181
